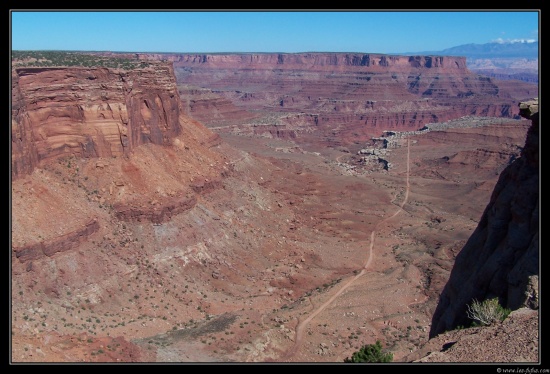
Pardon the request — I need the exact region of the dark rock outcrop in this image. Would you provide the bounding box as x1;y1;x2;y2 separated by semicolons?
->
12;218;100;263
429;98;539;338
113;195;197;224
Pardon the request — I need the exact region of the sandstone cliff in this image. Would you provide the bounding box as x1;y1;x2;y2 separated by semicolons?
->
429;98;539;337
101;52;469;70
11;59;227;263
11;62;186;180
153;53;469;72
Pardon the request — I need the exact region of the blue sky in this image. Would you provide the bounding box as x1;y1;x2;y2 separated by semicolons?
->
10;10;540;54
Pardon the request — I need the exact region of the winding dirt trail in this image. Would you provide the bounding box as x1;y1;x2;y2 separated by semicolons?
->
281;138;411;361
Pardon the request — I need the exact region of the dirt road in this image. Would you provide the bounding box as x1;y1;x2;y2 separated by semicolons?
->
282;138;411;360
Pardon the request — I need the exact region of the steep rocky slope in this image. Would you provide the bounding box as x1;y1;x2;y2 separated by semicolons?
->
395;99;540;364
429;99;539;338
403;307;538;362
11;62;225;264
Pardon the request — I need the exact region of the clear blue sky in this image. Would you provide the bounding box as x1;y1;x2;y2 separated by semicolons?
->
10;10;540;54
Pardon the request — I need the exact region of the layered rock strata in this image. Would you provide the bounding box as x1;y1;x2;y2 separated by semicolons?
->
13;219;99;263
11;61;229;266
11;62;183;180
165;53;538;143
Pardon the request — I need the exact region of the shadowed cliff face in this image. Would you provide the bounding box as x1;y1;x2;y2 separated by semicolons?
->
11;63;185;180
429;98;539;338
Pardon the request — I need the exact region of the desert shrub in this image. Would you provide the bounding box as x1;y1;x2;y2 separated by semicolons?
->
466;297;511;326
344;340;393;363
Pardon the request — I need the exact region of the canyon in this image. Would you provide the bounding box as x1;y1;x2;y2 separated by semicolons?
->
10;51;539;364
171;53;535;145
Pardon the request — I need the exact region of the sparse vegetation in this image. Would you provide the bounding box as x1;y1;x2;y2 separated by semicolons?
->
344;340;393;363
12;50;153;69
466;297;511;326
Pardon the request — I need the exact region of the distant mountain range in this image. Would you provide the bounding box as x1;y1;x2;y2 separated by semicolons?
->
402;40;539;59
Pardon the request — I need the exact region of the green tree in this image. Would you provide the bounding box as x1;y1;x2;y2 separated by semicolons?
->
344;340;393;363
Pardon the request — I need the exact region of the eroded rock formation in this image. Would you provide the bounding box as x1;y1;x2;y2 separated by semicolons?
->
163;52;538;145
11;60;230;264
429;98;539;337
11;62;184;180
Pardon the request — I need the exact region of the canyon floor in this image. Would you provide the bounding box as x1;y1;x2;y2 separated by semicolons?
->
11;115;532;363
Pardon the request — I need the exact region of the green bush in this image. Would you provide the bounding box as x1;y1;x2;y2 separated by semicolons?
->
466;297;511;326
344;340;393;363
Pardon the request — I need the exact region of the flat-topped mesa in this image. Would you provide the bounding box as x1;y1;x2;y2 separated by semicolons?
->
135;52;469;73
11;62;185;180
